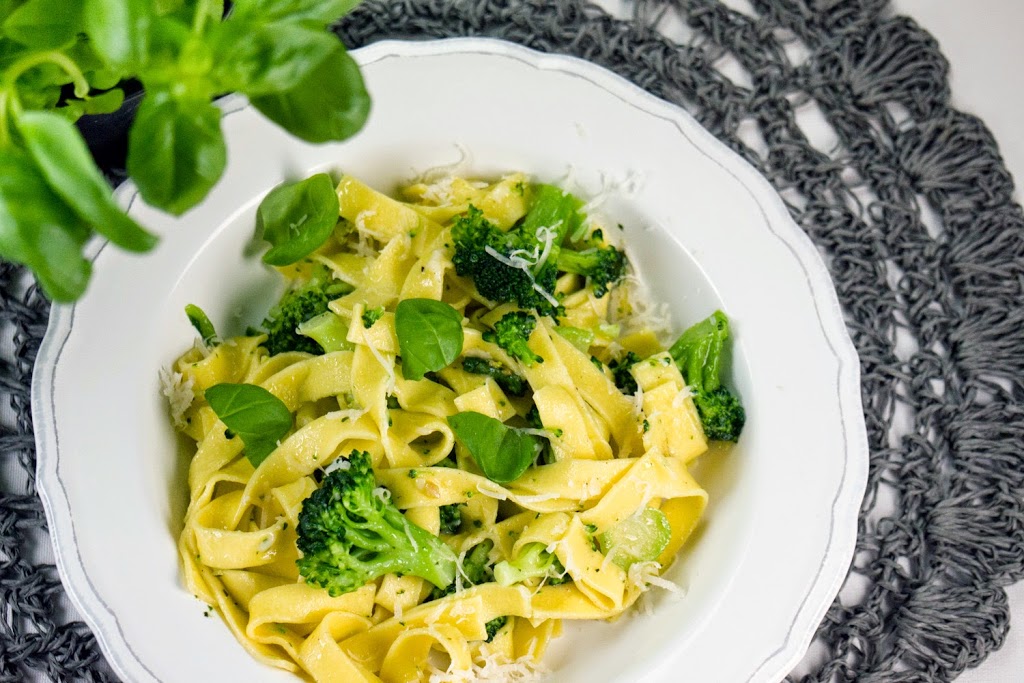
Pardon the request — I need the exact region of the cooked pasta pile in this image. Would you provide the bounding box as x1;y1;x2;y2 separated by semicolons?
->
165;173;719;682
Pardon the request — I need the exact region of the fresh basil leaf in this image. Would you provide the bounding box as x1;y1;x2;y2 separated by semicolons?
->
0;152;92;301
83;0;152;68
210;20;338;96
395;299;464;381
258;173;339;266
230;0;362;26
127;89;226;215
3;0;82;48
447;412;540;484
19;111;158;252
250;44;369;144
205;383;292;467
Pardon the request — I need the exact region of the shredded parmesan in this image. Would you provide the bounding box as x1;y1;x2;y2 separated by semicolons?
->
428;653;549;683
159;367;195;429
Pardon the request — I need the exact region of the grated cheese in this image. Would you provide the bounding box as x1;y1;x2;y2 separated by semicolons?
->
428;652;549;683
159;367;195;429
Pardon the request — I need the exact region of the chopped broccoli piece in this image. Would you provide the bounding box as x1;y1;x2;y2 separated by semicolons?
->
361;306;384;328
430;539;495;600
668;310;745;441
261;265;353;356
295;450;458;596
485;616;508;642
608;351;642;396
493;542;567;586
598;508;672;570
555;243;627;298
461;356;528;397
297;311;353;353
185;304;218;345
483;311;543;366
555;325;595;352
462;538;495;585
439;503;462;535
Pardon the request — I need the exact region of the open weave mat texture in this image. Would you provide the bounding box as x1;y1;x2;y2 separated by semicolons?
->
2;1;1023;681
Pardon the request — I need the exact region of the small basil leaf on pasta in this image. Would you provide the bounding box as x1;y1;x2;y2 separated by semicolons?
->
395;299;464;381
257;173;339;266
447;411;541;484
205;383;291;467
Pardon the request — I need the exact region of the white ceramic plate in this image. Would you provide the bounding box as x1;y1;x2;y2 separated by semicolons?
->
33;38;867;683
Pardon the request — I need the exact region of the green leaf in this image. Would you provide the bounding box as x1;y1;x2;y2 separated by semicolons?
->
250;43;370;144
205;383;292;467
257;173;339;266
447;412;540;484
83;0;152;68
395;299;464;381
126;89;226;215
0;152;92;301
230;0;362;25
598;508;672;570
19;111;158;252
3;0;82;48
81;88;125;115
210;21;338;96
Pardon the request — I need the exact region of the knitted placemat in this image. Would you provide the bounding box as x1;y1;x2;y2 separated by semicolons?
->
2;1;1023;681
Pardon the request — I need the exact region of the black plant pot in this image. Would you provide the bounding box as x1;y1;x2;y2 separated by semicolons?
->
75;85;144;183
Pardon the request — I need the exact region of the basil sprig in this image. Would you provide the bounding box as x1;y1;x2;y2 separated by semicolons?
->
395;299;464;381
447;411;542;484
205;382;292;467
0;0;369;301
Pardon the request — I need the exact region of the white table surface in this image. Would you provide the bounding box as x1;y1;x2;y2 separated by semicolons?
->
892;4;1024;682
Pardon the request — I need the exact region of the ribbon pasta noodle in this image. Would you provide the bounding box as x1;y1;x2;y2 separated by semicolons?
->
165;171;739;682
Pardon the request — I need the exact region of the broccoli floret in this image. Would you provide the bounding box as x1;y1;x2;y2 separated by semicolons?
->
555;243;627;298
668;310;745;442
607;351;642;396
295;450;458;596
485;616;508;642
493;542;567;586
483;311;543;366
261;265;353;355
461;356;528;397
451;186;585;317
296;311;354;353
450;207;560;317
439;503;462;535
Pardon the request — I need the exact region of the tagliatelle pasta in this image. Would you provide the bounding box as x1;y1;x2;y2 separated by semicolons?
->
165;172;736;682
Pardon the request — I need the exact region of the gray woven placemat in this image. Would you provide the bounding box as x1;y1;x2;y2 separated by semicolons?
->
2;1;1023;681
